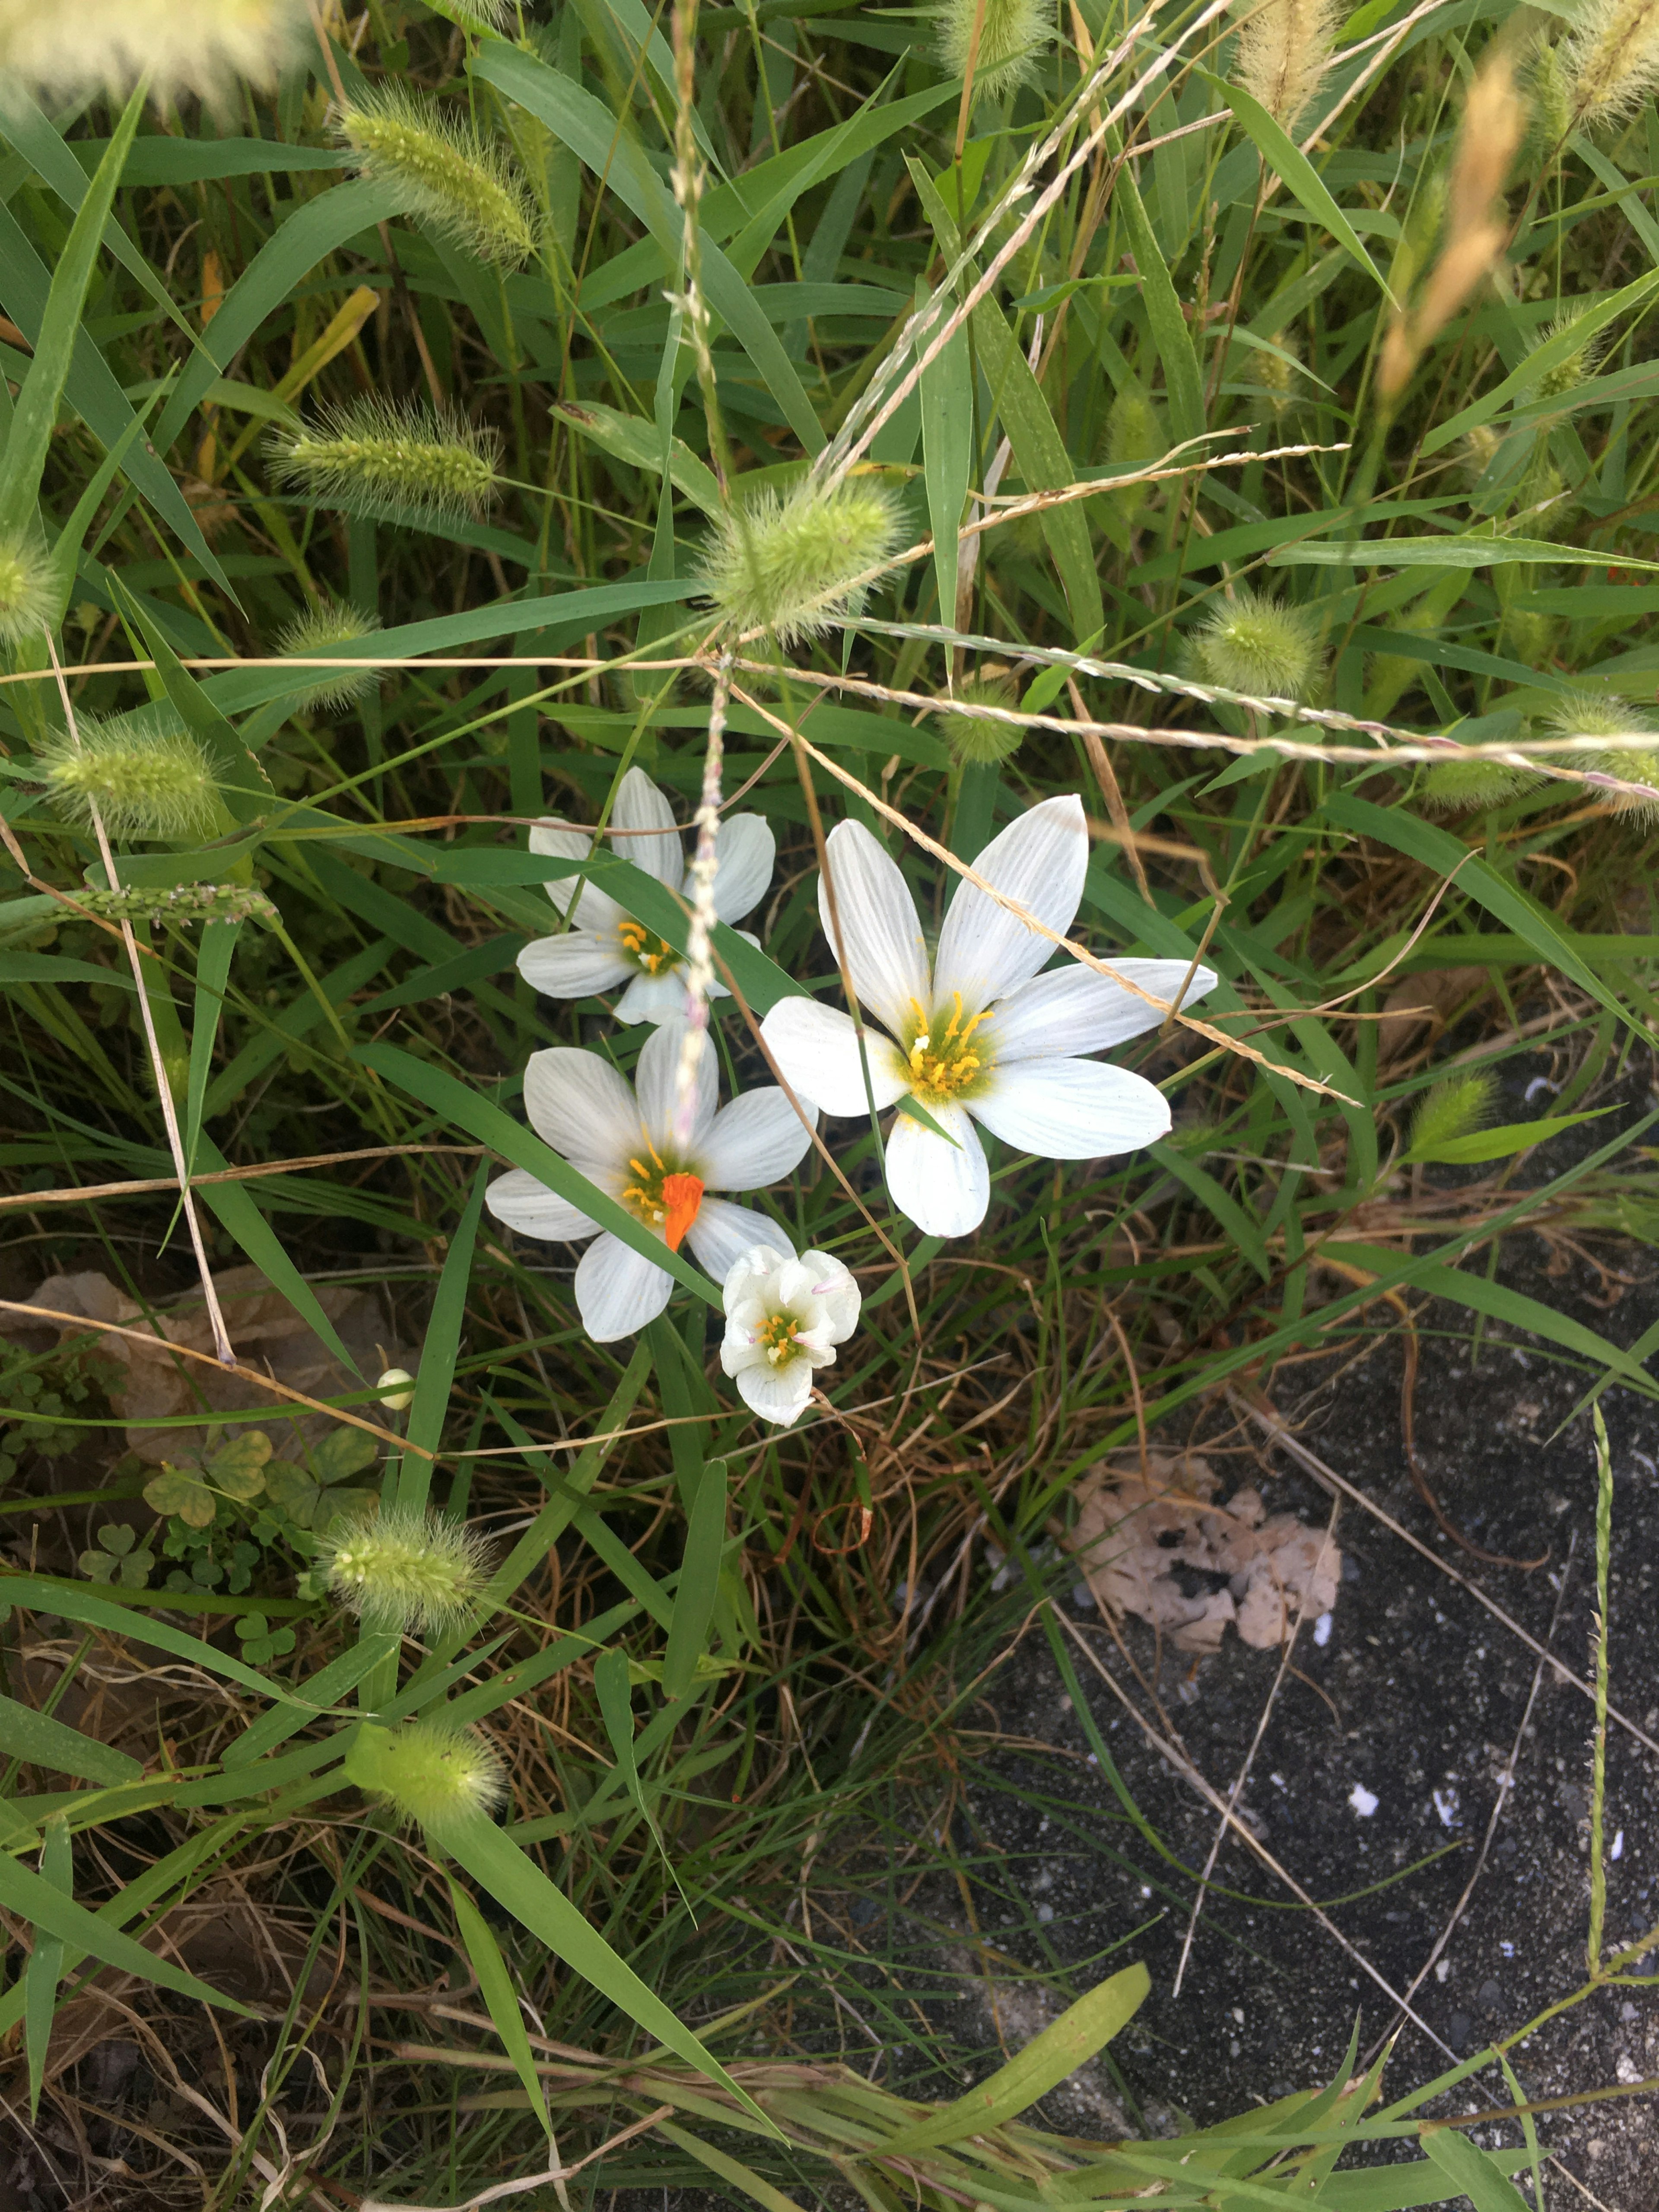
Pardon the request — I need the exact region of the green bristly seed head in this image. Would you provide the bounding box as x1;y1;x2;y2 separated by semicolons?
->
36;710;220;842
1545;689;1659;810
337;91;537;268
75;882;279;927
1408;1068;1497;1158
344;1718;505;1844
935;0;1050;94
0;534;55;648
276;600;383;712
699;477;901;646
1419;756;1542;815
1191;588;1323;702
938;671;1022;766
269;400;502;526
321;1503;489;1635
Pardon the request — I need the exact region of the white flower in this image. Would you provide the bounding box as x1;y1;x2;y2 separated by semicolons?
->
719;1244;860;1427
520;767;774;1025
485;1020;813;1342
758;796;1217;1239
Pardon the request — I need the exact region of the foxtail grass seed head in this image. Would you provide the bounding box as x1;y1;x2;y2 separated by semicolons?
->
0;0;308;102
276;600;383;712
698;477;901;646
1408;1068;1497;1157
377;1367;416;1413
1548;690;1659;814
76;882;279;928
938;669;1022;766
321;1504;489;1636
269;400;502;527
346;1718;505;1843
1419;756;1542;814
0;534;54;648
37;712;220;842
1192;589;1322;701
1524;310;1605;405
337;92;537;268
1524;36;1573;146
1561;0;1659;128
1231;0;1342;126
936;0;1050;97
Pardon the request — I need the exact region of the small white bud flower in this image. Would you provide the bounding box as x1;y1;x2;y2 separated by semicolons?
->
377;1367;417;1413
719;1244;861;1427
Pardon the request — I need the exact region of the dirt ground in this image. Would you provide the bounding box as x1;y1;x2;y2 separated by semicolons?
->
942;1232;1659;2206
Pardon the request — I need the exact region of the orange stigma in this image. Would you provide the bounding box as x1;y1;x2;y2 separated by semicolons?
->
661;1173;704;1252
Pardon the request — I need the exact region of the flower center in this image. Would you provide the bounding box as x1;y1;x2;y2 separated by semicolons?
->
617;918;680;977
620;1141;704;1250
903;994;992;1106
756;1310;803;1366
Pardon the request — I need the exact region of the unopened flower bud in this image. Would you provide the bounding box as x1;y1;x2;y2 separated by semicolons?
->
377;1367;416;1412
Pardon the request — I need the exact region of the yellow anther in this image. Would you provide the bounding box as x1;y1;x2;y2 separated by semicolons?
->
617;916;680;976
759;1311;801;1365
903;993;992;1105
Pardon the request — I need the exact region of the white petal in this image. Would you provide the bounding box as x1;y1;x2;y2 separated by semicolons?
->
528;822;626;932
706;813;775;924
634;1017;717;1149
720;1332;769;1377
485;1168;599;1244
986;959;1219;1060
686;1198;794;1281
796;1250;861;1342
516;932;634;1001
613;969;690;1026
884;1102;989;1238
818;819;930;1036
574;1233;675;1341
611;766;683;889
969;1057;1170;1159
523;1049;639;1170
760;996;909;1118
733;1358;815;1427
933;795;1089;1011
701;1088;815;1192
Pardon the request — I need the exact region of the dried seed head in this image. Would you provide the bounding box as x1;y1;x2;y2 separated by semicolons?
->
937;670;1023;766
275;600;383;712
345;1717;505;1844
37;709;220;842
936;0;1051;97
320;1504;490;1636
698;477;901;646
1191;588;1323;702
1560;0;1659;129
1231;0;1342;127
269;400;502;526
0;0;308;102
336;91;537;268
0;534;54;648
1419;756;1541;814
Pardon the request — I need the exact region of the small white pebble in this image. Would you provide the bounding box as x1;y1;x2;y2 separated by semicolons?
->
1433;1788;1460;1829
1036;1903;1054;1923
1270;1771;1287;1790
1612;1830;1625;1860
1349;1783;1379;1818
1313;1612;1333;1647
1500;1941;1514;1958
1436;1959;1451;1983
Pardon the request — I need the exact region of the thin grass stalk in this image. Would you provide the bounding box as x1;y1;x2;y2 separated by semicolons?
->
1587;1402;1613;1972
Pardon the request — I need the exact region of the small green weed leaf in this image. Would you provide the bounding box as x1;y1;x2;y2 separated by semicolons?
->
311;1425;378;1486
311;1484;378;1531
77;1524;154;1589
143;1465;217;1528
1404;1108;1614;1166
262;1462;323;1525
1420;2126;1531;2210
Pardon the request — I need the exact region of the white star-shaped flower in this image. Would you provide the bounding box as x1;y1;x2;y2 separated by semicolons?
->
719;1244;861;1427
486;1020;812;1341
758;795;1216;1238
519;767;774;1024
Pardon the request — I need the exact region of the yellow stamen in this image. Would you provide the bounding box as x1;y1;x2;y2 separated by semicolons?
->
758;1311;801;1365
903;993;992;1105
621;1139;703;1245
617;917;681;976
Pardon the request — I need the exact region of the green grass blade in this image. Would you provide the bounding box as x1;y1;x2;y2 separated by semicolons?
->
446;1874;556;2143
0;1695;142;1786
662;1457;728;1701
22;1817;70;2117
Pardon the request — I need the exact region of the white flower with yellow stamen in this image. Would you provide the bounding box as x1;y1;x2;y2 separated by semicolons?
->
719;1244;860;1427
521;767;774;1025
485;1020;812;1342
759;796;1217;1239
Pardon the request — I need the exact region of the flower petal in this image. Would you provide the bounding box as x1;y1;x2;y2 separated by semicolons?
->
732;1358;815;1427
884;1102;989;1237
819;819;930;1036
485;1168;599;1243
528;822;625;932
985;959;1219;1060
686;1198;793;1281
797;1249;861;1342
614;969;696;1026
933;795;1089;1011
611;766;683;889
969;1057;1170;1159
523;1048;639;1170
634;1017;718;1149
701;1088;816;1191
574;1233;675;1341
516;932;635;1001
705;813;775;924
760;996;909;1117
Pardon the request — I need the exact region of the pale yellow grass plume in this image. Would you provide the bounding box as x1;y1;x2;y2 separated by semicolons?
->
0;0;308;101
1377;51;1524;401
1561;0;1659;130
1231;0;1343;127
